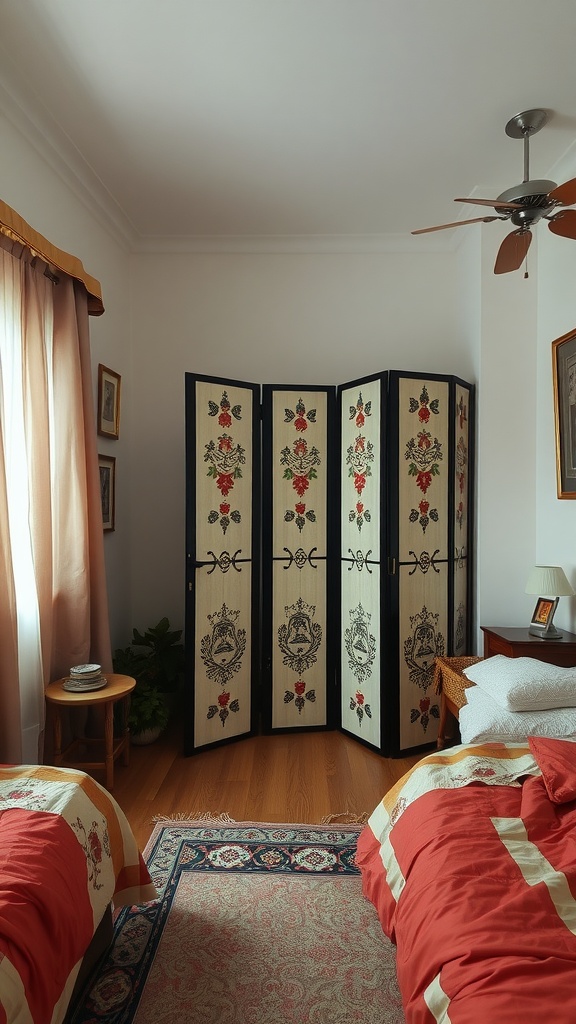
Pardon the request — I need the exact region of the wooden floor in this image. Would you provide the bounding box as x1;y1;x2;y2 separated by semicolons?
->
110;718;424;850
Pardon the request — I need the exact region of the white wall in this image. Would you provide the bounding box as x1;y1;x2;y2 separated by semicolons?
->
534;146;576;634
0;112;133;649
128;249;471;632
474;223;539;640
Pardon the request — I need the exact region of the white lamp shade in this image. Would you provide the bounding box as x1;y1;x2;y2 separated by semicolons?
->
525;565;575;597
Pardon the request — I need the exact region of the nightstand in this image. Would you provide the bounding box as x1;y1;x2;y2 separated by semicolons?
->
481;626;576;668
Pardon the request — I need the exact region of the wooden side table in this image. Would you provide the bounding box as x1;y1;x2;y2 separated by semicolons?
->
433;655;482;750
45;673;136;791
481;626;576;668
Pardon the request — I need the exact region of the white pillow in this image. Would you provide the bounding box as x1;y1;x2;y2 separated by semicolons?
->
462;655;576;711
459;685;576;744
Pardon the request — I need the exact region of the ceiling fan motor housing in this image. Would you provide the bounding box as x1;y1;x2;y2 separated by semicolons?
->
496;179;557;227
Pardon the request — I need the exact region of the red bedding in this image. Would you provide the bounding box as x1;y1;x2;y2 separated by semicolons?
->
357;739;576;1023
0;765;157;1024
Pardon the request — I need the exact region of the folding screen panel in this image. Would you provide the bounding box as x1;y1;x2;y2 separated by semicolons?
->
184;374;260;753
452;380;474;656
387;371;474;754
261;386;336;732
339;373;387;752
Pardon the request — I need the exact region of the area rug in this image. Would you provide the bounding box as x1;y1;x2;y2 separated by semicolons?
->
69;818;405;1024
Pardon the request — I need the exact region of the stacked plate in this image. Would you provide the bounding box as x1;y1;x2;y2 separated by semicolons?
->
62;663;107;692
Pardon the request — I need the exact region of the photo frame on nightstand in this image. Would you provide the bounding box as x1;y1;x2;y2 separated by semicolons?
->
529;597;558;631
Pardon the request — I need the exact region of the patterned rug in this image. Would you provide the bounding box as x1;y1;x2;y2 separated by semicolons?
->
69;818;405;1024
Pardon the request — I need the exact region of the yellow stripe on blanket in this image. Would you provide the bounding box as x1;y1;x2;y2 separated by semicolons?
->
492;816;576;935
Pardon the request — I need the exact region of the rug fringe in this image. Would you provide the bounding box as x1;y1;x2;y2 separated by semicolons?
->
320;811;369;825
151;811;368;827
152;812;237;824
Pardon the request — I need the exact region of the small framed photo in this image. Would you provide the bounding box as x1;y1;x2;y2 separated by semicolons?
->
552;328;576;498
98;454;116;531
530;596;558;630
97;364;121;439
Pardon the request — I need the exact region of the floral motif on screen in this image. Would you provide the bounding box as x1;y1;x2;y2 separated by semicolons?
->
455;394;468;537
278;598;321;713
405;386;443;530
345;604;376;728
346;393;374;531
281;399;320;532
204;392;245;534
403;605;443;731
201;603;245;727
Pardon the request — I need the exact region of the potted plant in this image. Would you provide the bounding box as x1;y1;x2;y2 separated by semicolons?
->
128;682;170;745
113;617;185;744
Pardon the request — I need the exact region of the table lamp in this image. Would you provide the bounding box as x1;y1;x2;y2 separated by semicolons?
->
525;565;575;638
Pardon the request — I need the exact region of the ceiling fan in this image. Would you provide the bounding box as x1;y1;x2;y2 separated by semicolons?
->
412;108;576;274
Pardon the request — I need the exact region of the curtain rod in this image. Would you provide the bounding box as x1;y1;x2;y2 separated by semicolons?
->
0;199;104;315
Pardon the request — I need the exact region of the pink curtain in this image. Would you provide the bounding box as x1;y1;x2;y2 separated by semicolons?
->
0;236;111;764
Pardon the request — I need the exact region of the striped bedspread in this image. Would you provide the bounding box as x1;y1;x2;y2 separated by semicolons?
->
0;764;156;1024
357;739;576;1023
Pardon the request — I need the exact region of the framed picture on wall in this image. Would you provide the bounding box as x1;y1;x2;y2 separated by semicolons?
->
98;454;116;531
552;328;576;499
97;364;121;439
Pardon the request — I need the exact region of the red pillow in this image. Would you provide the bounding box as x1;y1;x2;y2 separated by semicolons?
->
528;735;576;804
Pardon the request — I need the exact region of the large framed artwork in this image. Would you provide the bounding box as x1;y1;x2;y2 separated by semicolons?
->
552;328;576;499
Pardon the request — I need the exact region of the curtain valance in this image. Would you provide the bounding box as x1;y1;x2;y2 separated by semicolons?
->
0;199;104;315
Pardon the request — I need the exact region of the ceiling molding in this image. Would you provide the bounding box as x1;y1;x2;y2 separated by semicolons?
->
0;60;137;252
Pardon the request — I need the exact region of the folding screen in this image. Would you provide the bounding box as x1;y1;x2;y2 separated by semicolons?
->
185;370;474;755
184;374;260;754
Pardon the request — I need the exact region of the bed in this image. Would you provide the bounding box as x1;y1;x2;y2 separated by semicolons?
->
0;763;156;1024
357;737;576;1023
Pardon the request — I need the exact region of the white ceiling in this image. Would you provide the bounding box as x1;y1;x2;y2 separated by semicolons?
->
2;0;576;251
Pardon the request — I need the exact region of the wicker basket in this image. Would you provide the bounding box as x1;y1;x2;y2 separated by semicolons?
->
433;655;482;709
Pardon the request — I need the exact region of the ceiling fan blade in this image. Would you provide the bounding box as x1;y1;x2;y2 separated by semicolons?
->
548;209;576;239
548;178;576;206
455;197;524;210
494;229;532;274
412;216;501;235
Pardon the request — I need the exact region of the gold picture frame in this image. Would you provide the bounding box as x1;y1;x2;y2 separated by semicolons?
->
97;364;121;440
98;454;116;531
552;328;576;499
